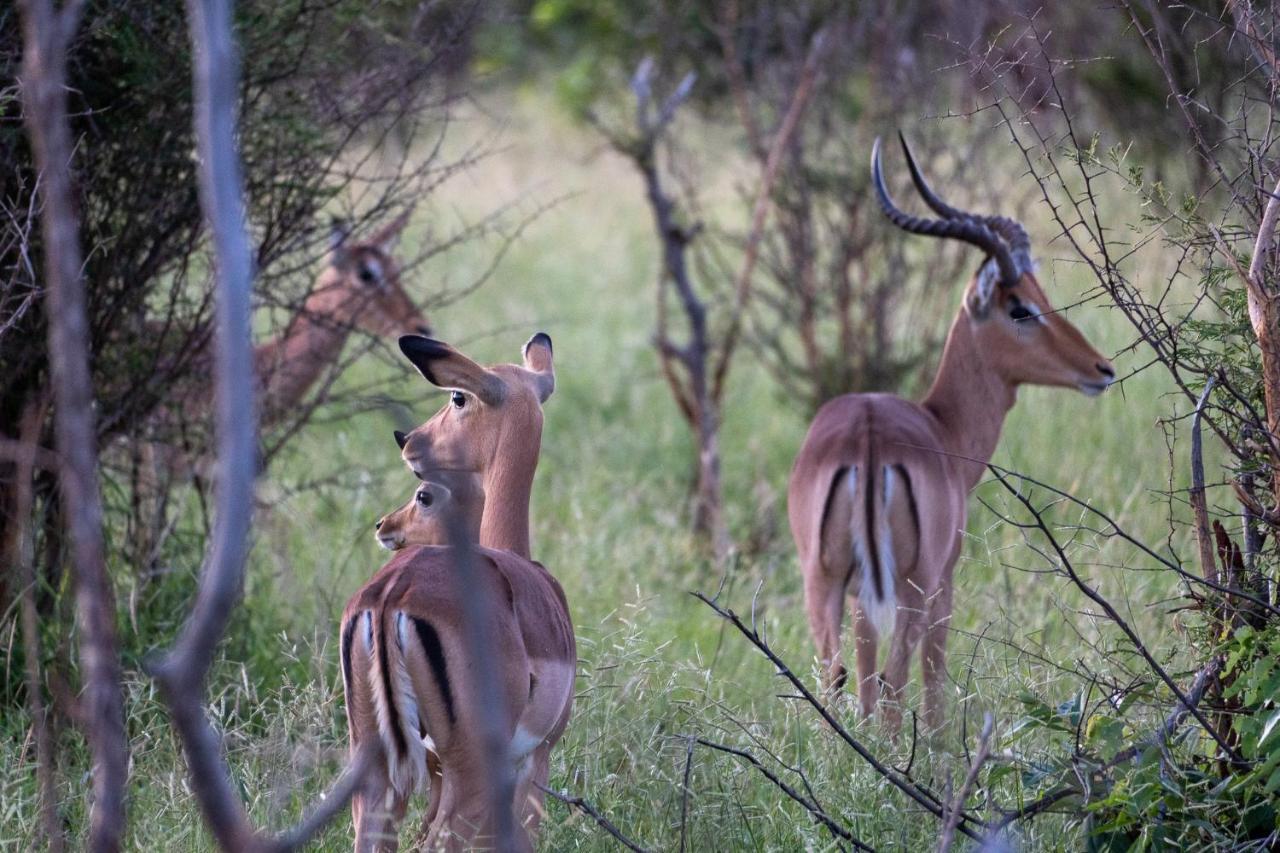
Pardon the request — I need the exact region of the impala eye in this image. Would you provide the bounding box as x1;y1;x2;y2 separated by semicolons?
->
416;490;433;507
1009;304;1034;322
450;390;466;409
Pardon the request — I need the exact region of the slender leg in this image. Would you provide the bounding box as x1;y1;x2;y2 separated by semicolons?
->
921;562;956;730
850;597;880;716
353;764;406;853
878;583;928;736
803;565;848;691
515;743;552;838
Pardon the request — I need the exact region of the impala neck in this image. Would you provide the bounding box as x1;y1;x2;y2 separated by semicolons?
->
922;309;1018;492
255;277;351;421
477;428;539;560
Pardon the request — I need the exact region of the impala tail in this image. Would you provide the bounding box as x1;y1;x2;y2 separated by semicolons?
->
843;462;900;638
342;606;457;799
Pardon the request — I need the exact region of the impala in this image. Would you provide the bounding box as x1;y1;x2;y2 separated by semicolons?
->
373;471;483;551
788;135;1115;731
341;333;575;852
253;211;430;422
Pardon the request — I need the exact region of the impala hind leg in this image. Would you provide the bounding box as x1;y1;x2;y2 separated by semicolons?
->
877;582;928;736
851;598;880;716
803;566;848;691
921;564;955;731
515;742;552;838
352;765;408;853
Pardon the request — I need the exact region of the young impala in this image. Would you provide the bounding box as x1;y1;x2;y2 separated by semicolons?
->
373;469;483;551
788;135;1115;732
341;333;575;852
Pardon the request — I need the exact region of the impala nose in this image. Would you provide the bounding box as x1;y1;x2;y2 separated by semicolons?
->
1096;362;1115;379
375;518;383;530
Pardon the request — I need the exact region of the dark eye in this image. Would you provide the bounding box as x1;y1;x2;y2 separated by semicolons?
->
358;265;376;284
416;490;433;507
450;390;466;409
1009;304;1033;321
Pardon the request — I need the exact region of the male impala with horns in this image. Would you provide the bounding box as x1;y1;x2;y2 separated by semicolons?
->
788;134;1116;733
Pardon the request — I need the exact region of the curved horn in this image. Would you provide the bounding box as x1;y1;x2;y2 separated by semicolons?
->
898;132;1032;274
871;137;1020;287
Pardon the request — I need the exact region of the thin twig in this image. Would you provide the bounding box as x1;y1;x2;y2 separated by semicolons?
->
989;467;1246;764
692;592;986;841
536;782;651;853
936;714;993;853
695;737;874;851
1190;376;1219;586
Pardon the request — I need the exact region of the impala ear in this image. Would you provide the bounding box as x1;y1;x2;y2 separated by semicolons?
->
328;217;352;266
370;206;414;253
399;335;507;406
393;430;408;450
967;257;1000;319
522;332;555;403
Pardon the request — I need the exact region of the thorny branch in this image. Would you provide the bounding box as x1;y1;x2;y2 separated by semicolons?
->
987;466;1246;764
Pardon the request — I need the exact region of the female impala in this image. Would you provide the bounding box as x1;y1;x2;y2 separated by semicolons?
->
252;211;431;422
342;333;575;852
789;135;1116;732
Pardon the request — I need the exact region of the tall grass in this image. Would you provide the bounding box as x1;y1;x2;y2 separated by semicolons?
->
1;87;1200;850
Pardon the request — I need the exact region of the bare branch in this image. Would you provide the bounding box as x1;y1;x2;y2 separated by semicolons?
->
1190;376;1219;586
694;737;874;851
19;1;129;848
712;27;827;402
7;401;64;853
536;782;651;853
692;591;986;841
936;714;993;853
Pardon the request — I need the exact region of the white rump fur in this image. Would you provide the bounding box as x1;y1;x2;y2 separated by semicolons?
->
368;610;428;799
847;465;897;638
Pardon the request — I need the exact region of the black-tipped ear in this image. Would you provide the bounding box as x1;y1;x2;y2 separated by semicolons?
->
393;430;408;450
524;332;552;356
398;335;452;384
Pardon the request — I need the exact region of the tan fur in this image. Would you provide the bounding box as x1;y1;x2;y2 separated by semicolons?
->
374;473;484;551
790;262;1114;734
344;334;575;852
254;215;428;422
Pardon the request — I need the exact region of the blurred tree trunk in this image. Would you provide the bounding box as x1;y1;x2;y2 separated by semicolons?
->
19;0;129;849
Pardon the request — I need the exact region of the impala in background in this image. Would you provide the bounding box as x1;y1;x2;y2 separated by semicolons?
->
788;134;1116;732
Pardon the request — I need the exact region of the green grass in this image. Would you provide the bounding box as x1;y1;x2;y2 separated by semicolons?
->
2;88;1212;850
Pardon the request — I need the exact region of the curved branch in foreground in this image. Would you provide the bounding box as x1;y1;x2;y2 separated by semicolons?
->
145;1;370;849
20;1;129;848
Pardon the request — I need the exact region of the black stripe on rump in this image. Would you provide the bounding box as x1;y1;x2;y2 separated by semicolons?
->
377;612;407;757
865;462;884;600
411;617;456;725
820;466;850;581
